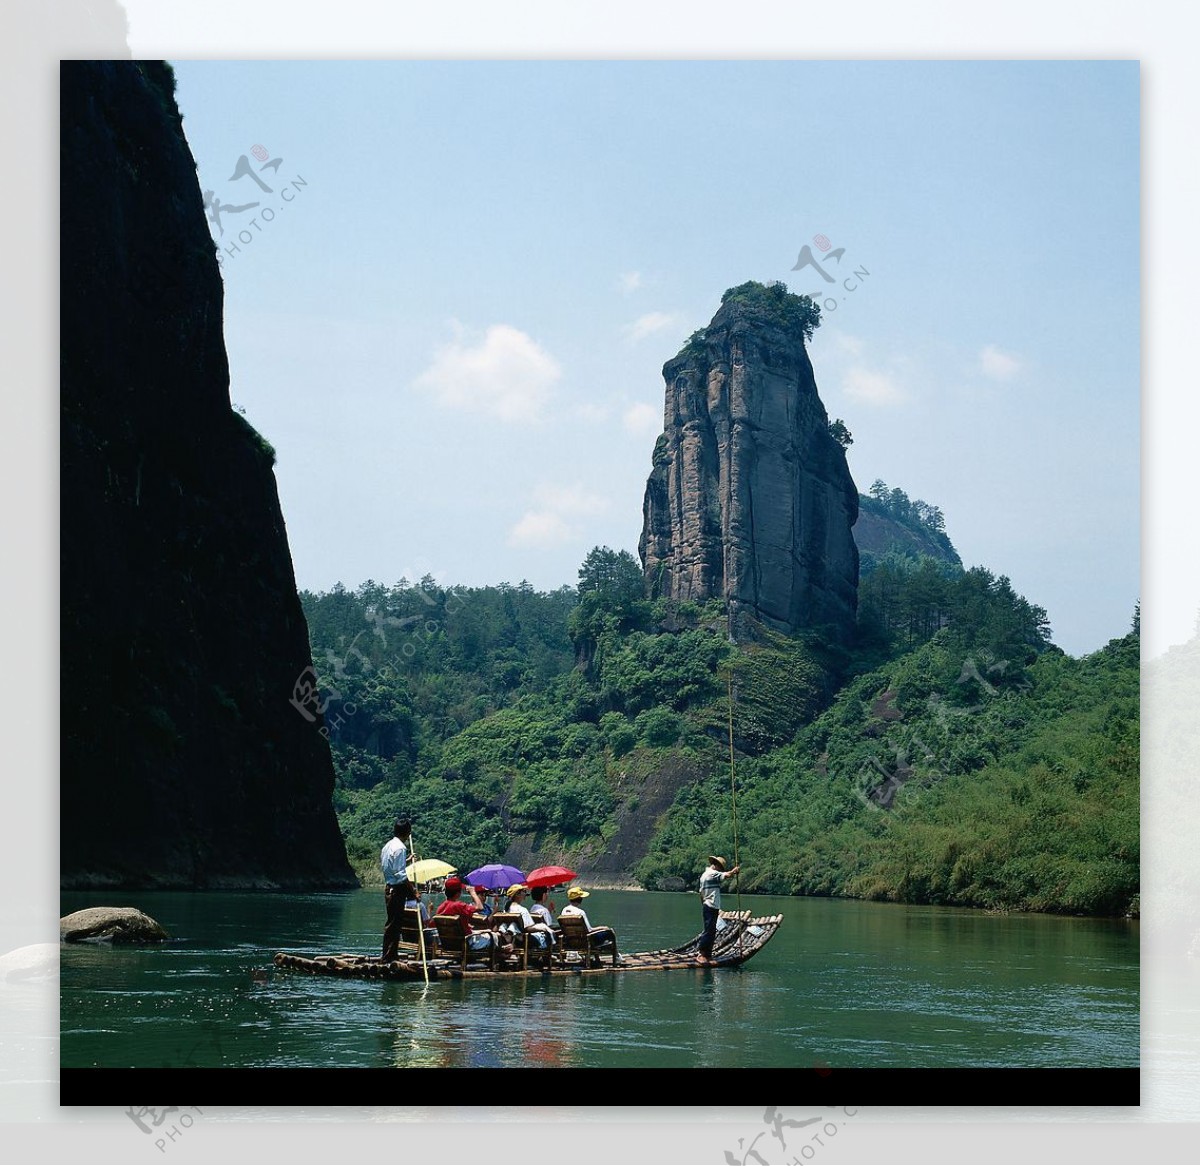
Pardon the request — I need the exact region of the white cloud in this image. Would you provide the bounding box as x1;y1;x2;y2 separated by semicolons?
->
842;366;906;406
618;271;643;294
979;344;1021;381
532;483;608;516
575;401;612;423
508;511;575;549
508;484;609;549
623;402;661;436
830;331;865;357
413;324;561;422
625;311;682;342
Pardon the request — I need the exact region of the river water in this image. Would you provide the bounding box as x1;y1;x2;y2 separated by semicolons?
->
59;889;1137;1071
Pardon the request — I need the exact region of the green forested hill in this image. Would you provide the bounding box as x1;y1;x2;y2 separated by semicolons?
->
301;540;1138;916
300;576;578;879
639;627;1138;914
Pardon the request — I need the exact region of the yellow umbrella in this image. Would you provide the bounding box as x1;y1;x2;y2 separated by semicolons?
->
405;858;456;884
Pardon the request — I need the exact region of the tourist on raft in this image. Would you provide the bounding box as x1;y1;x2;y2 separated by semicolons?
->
501;883;556;954
470;884;494;918
557;886;616;951
529;886;558;933
405;886;437;951
436;876;509;957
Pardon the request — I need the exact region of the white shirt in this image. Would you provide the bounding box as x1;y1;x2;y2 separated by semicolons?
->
503;901;554;936
502;902;535;933
700;865;729;909
381;837;408;886
530;903;555;927
559;902;592;930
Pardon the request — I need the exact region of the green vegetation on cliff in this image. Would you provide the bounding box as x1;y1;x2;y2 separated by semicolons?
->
856;478;960;572
675;280;823;363
719;279;822;341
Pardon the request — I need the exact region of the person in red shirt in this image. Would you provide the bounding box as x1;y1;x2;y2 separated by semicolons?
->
470;884;494;918
436;876;508;956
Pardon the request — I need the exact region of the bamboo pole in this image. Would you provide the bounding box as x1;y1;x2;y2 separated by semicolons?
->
412;831;430;987
726;670;744;956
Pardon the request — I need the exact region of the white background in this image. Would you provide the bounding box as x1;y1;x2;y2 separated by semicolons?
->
4;0;1194;1161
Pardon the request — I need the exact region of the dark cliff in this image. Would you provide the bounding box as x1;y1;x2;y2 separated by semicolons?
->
60;61;355;889
639;282;859;643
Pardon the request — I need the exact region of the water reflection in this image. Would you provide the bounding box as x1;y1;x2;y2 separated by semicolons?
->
378;977;589;1069
518;980;581;1068
389;989;455;1069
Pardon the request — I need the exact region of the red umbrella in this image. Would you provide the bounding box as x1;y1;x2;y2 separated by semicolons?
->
525;865;577;889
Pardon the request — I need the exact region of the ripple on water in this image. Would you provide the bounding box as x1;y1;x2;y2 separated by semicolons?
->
57;889;1140;1070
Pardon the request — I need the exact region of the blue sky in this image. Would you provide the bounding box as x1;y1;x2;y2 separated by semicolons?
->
171;60;1139;656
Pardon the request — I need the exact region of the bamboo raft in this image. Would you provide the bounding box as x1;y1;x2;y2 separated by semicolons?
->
274;910;783;982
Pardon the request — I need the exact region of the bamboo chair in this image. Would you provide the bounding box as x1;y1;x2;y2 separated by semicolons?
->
558;914;618;967
491;912;554;970
401;907;437;955
432;914;497;970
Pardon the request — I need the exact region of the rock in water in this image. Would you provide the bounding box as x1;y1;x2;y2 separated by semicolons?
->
639;282;859;643
60;62;356;890
60;908;169;944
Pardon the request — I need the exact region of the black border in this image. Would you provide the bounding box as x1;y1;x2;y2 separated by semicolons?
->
62;1067;1138;1107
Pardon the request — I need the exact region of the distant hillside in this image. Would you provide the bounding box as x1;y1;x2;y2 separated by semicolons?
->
854;480;961;572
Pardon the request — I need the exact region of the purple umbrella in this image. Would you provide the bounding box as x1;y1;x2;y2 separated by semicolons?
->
465;863;526;890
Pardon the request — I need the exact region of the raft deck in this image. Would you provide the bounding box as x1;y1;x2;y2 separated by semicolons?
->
274;910;783;982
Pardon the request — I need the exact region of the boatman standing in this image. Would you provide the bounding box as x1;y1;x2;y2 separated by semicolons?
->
697;854;740;966
381;818;413;963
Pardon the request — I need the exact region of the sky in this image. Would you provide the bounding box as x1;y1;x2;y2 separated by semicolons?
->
170;60;1140;657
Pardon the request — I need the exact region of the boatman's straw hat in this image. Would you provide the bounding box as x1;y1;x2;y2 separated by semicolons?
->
708;856;727;870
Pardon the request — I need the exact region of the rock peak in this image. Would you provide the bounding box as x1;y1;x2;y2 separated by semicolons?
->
638;281;859;643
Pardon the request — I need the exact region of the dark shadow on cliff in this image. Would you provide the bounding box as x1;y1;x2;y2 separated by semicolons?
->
60;61;355;889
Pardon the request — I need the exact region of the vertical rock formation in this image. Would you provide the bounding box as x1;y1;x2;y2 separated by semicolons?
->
639;282;859;643
60;61;355;888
